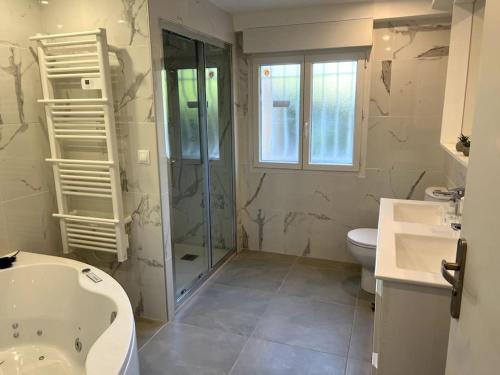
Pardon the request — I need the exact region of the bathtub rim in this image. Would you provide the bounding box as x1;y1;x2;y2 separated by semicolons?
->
0;251;136;375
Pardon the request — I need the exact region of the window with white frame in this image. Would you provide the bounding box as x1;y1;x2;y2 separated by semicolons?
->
252;52;365;171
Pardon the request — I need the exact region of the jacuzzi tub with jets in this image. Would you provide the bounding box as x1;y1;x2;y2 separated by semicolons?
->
0;252;139;375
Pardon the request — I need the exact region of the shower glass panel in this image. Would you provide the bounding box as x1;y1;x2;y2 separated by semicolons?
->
163;30;235;304
205;42;235;267
164;32;210;301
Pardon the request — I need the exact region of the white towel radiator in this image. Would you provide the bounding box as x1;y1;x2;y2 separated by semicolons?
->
30;29;130;262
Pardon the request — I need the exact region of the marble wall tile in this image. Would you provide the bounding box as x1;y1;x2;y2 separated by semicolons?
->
0;47;43;126
2;191;62;255
444;154;467;188
369;60;390;117
83;0;150;47
0;0;44;48
371;27;396;61
0;123;52;202
390;22;451;60
125;191;166;319
0;204;9;256
389;58;448;117
366;116;445;171
109;45;154;124
116;122;160;194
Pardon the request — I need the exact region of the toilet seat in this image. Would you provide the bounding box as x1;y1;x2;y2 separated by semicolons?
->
347;228;377;249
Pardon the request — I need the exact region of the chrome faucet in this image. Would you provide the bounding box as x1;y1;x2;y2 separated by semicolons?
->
450;187;465;217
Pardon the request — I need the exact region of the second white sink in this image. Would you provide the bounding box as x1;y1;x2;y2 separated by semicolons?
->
393;202;444;225
395;233;457;274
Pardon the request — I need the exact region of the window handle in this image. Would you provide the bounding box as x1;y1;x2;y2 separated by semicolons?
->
304;121;309;138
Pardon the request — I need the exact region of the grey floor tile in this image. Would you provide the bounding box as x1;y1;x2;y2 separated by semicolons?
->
297;257;361;271
230;338;346;375
348;300;374;363
139;323;247;375
213;251;295;292
279;262;361;306
346;359;372;375
135;317;166;350
253;294;355;357
175;283;274;336
238;250;298;264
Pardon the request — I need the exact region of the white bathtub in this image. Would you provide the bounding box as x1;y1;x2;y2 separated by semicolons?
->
0;252;139;375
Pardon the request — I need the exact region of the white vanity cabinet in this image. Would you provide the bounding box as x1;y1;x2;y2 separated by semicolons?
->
372;279;451;375
372;198;460;375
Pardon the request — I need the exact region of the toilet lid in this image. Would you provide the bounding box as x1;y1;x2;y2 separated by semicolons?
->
347;228;378;248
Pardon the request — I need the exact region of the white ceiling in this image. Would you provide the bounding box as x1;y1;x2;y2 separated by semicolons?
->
209;0;370;14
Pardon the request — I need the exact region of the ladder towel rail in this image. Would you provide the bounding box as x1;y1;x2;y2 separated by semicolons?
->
32;28;129;262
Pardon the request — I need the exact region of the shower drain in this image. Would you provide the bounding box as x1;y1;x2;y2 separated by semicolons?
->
39;356;45;361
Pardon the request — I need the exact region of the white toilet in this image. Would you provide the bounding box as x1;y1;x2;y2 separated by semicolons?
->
347;228;378;294
424;186;453;202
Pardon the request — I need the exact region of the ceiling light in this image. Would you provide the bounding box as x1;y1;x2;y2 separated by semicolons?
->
382;35;390;41
40;0;49;5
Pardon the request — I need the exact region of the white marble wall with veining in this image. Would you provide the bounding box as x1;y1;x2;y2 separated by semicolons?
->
236;19;451;263
41;0;167;321
0;0;61;258
0;0;168;321
444;154;467;188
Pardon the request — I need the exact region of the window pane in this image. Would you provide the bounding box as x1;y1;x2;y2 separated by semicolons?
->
259;64;301;163
177;68;200;160
310;61;357;165
206;67;220;160
177;68;220;160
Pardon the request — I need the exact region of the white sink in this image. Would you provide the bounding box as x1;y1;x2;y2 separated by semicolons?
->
393;202;444;225
395;233;457;274
376;198;460;288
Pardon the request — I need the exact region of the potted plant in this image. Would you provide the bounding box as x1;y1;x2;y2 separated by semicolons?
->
456;134;471;156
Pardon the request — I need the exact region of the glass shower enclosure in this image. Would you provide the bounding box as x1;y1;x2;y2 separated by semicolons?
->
162;30;235;304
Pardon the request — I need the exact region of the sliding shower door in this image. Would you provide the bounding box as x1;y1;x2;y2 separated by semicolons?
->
163;30;235;304
205;42;235;267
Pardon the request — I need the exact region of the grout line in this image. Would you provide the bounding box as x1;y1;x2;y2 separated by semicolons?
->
1;190;51;205
344;287;365;373
275;254;299;294
228;254;298;374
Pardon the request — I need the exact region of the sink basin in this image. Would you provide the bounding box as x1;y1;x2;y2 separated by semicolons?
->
395;234;457;273
393;202;444;225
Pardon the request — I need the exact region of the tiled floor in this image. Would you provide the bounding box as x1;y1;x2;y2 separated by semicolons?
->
139;250;374;375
